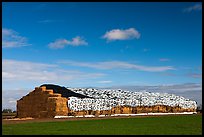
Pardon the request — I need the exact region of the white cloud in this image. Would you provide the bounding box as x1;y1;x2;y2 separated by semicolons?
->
183;3;202;12
102;28;141;41
48;39;69;49
97;80;112;84
2;28;31;48
59;60;175;72
2;89;32;111
187;73;202;78
37;19;63;24
2;59;106;110
2;59;104;83
70;36;88;46
38;19;55;23
159;58;170;62
143;48;150;52
48;36;88;49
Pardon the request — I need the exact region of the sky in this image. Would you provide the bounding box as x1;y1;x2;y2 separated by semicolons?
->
2;2;202;110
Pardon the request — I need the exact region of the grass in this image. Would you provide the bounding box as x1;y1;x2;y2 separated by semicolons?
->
2;113;17;116
2;114;202;135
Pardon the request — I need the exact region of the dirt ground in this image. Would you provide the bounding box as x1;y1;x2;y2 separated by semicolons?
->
2;113;201;125
2;116;141;125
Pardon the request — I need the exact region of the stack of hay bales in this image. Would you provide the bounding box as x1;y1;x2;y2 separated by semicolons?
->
17;84;198;118
17;86;68;118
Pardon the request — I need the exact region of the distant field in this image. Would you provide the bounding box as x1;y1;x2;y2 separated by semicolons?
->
2;114;202;135
2;113;17;119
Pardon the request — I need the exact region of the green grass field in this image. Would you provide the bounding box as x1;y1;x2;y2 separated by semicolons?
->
2;115;202;135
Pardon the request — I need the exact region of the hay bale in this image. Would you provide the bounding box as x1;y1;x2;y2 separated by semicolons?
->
122;106;132;114
41;86;47;91
39;111;48;118
47;97;68;117
49;93;61;97
44;89;54;94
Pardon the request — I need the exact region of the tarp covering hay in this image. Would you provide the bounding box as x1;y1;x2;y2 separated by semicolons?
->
17;84;197;118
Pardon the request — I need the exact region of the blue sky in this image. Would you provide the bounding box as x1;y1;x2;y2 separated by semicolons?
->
2;2;202;110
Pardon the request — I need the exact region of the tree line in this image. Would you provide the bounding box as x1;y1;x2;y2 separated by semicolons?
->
2;109;16;113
